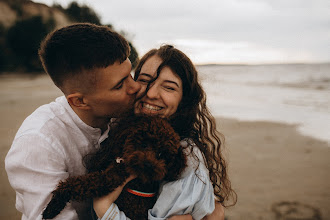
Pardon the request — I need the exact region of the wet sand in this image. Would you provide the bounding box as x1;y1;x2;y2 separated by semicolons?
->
1;74;329;219
219;118;330;219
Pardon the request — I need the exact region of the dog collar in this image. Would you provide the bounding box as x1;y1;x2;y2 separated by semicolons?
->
126;188;156;198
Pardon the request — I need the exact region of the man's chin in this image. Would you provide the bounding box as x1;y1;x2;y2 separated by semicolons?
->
115;107;135;118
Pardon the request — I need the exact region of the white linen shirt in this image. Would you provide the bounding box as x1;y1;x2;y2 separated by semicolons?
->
5;96;110;220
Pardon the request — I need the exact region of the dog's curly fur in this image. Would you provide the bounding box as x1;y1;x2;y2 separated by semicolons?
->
42;115;187;219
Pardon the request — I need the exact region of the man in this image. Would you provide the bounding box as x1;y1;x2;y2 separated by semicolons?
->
5;23;140;219
5;23;224;220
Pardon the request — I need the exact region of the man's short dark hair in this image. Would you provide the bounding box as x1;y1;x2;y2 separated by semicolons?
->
39;23;130;88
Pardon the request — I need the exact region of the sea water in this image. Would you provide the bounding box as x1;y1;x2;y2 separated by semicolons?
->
197;63;330;144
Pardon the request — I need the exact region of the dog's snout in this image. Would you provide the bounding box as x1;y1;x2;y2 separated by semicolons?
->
124;150;168;183
144;162;153;170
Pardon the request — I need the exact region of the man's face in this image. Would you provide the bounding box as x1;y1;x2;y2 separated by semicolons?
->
84;58;141;119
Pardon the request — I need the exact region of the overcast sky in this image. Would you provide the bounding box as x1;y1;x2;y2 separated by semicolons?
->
34;0;330;64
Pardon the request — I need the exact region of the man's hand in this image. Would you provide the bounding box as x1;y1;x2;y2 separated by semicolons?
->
202;201;225;220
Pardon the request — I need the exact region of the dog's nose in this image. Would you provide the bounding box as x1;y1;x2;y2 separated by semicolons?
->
144;162;153;170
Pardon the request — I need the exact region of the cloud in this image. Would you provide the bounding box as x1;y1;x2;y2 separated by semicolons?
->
162;39;315;64
34;0;330;63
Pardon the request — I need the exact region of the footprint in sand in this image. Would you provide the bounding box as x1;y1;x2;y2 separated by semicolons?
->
271;201;322;220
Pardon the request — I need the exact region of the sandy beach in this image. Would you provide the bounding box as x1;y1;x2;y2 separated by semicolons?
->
1;74;329;220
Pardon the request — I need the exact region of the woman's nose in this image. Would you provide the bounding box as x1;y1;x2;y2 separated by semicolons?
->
146;84;160;99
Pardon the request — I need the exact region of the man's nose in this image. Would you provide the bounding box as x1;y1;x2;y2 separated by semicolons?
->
127;76;141;95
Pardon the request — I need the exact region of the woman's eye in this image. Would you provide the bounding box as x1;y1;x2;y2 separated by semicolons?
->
164;86;175;91
137;78;149;84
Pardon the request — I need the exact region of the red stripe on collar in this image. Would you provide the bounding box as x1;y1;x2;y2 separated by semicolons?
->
126;188;156;197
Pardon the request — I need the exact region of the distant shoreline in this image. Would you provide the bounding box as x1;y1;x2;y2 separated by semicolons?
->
196;62;330;66
1;62;329;75
1;70;330;145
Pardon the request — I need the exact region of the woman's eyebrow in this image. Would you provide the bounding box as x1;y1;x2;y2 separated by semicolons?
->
139;73;153;78
164;80;180;88
139;73;180;88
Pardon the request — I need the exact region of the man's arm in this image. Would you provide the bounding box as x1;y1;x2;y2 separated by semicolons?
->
5;135;78;219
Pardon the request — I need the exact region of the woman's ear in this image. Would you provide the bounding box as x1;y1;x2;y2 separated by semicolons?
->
67;93;90;110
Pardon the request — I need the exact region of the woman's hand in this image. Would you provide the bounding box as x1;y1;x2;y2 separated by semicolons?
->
202;201;225;220
93;175;136;218
167;214;193;220
167;201;224;220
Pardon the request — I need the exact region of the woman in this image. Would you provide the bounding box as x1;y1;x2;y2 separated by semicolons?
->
94;45;236;219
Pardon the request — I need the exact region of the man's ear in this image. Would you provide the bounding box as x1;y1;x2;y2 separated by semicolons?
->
67;93;90;110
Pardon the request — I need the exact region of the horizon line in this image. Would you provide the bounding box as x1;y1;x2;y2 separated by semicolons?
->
195;61;330;66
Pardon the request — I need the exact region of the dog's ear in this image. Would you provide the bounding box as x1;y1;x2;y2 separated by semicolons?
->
164;145;187;181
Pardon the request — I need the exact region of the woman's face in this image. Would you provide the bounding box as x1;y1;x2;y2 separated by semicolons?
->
134;55;183;118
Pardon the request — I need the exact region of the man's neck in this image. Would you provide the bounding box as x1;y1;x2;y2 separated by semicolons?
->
70;105;109;133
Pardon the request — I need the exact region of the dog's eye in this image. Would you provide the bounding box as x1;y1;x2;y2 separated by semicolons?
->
158;153;162;158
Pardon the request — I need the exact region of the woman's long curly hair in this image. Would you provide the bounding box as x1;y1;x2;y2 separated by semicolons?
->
134;45;236;206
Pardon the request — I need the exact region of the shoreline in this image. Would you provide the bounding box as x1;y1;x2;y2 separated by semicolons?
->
217;117;330;219
1;74;329;219
217;116;330;147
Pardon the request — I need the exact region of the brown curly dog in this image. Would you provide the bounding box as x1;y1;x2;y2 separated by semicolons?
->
42;115;187;219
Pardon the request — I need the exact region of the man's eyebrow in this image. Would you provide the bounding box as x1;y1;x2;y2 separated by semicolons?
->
112;75;129;89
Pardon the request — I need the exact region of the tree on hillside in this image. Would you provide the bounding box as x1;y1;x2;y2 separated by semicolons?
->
0;1;139;72
6;16;55;71
129;42;139;69
0;24;7;71
63;3;139;68
66;1;101;25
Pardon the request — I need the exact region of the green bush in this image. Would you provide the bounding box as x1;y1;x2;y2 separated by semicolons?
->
66;1;101;25
0;1;139;73
0;24;7;71
129;42;139;69
6;16;55;71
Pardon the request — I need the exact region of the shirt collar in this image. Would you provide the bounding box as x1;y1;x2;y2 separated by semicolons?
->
56;96;110;143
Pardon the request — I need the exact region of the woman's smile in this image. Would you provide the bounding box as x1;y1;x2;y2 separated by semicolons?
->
142;102;163;111
138;102;164;115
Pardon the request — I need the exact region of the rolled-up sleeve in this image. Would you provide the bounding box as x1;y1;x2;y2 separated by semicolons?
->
98;203;130;220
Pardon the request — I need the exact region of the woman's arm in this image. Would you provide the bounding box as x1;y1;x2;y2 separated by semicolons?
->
168;214;193;220
93;173;200;220
167;202;224;220
93;175;136;219
202;202;225;220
